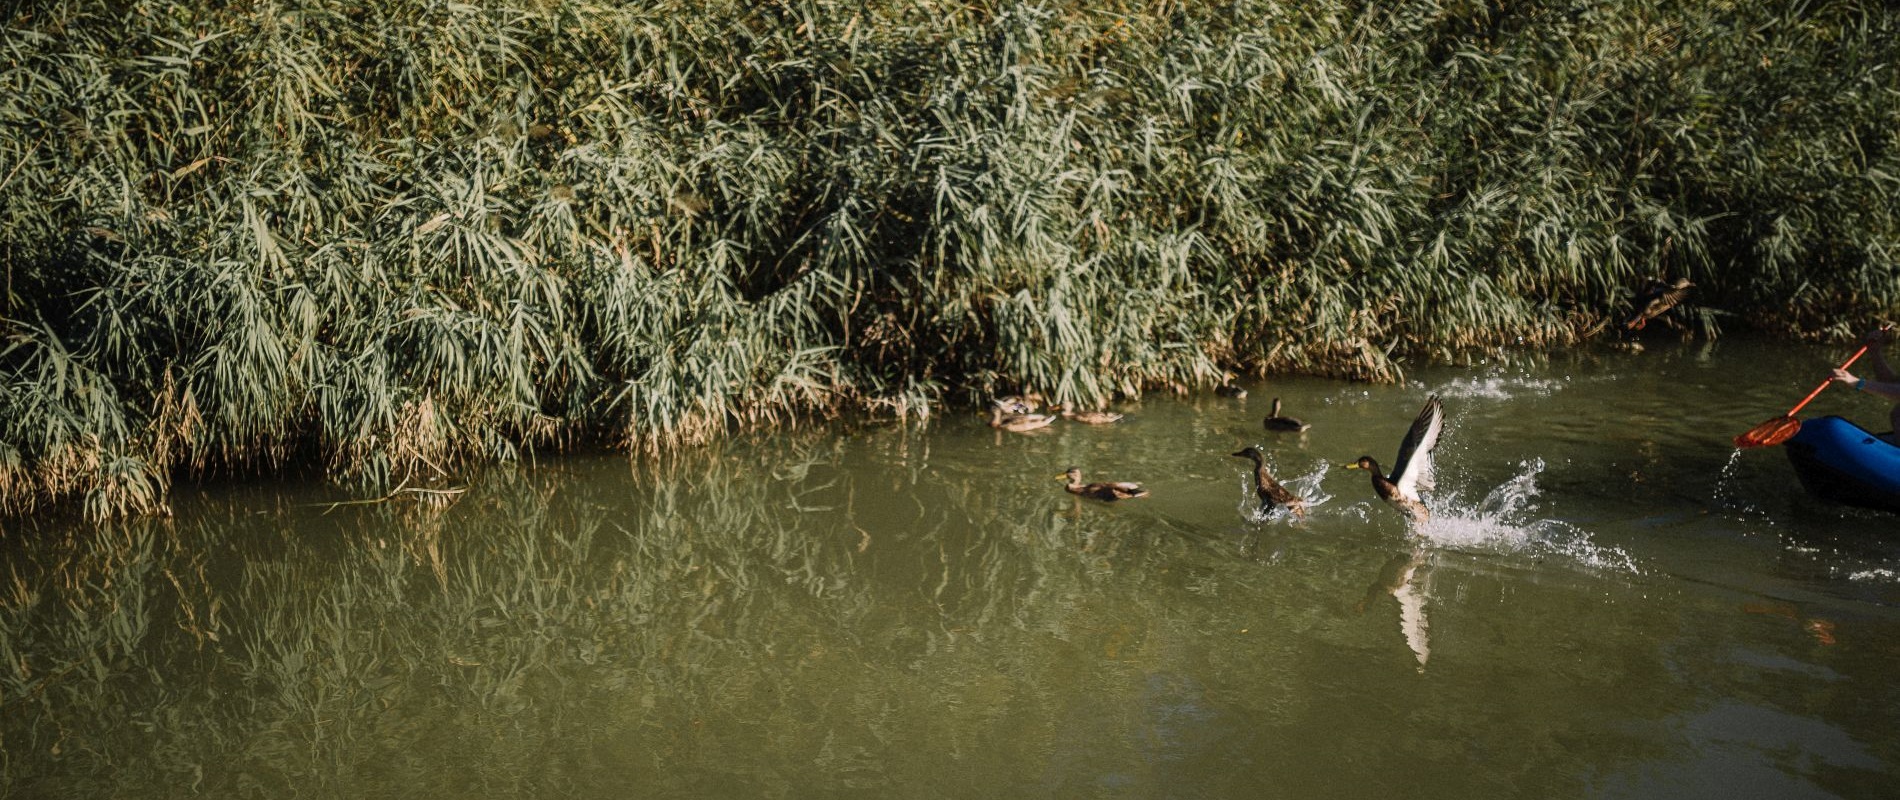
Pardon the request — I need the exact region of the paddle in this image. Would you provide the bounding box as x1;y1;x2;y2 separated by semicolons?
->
1734;325;1892;448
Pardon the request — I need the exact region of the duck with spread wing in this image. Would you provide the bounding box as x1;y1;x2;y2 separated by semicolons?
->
1341;396;1444;524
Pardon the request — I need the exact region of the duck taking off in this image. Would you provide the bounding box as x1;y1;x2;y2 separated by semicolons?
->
1230;446;1306;517
1341;396;1444;524
1262;398;1310;433
1624;277;1693;331
1059;468;1149;501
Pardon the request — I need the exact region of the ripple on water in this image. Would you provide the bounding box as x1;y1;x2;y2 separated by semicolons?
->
1414;458;1642;574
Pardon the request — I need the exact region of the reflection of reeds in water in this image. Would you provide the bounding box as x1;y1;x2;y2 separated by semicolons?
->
0;424;1322;794
0;416;1714;794
6;1;1897;518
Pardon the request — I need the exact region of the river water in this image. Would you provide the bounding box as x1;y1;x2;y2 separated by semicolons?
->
4;338;1899;798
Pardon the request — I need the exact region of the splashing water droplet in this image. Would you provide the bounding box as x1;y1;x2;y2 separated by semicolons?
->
1425;376;1565;402
1712;448;1758;514
1413;459;1639;573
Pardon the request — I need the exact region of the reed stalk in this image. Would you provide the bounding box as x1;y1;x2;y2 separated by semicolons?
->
3;0;1896;517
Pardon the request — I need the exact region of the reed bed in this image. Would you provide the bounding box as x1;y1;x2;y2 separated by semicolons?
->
3;0;1897;517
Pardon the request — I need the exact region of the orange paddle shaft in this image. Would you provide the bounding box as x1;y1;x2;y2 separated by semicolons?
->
1781;344;1875;418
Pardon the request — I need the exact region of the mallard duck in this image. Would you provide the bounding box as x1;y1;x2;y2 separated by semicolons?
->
1059;467;1148;501
994;393;1045;415
1624;277;1693;331
990;403;1055;432
1215;384;1248;399
1340;396;1443;524
1262;398;1310;433
1056;405;1124;425
1230;446;1306;517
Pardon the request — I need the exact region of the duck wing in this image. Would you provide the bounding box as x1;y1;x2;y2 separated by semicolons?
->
1649;281;1692;315
1625;279;1692;328
1260;474;1295;503
1624;279;1668;328
1077;481;1147;500
1386;396;1443;500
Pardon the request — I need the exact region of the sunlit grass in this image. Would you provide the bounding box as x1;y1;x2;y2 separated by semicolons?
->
3;0;1896;517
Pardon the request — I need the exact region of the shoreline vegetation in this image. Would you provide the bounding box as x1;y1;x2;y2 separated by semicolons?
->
3;0;1897;519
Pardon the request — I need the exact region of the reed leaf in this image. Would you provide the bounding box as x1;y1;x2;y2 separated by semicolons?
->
2;0;1896;517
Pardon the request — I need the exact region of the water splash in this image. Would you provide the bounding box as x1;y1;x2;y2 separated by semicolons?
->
1846;568;1899;583
1423;375;1565;402
1237;461;1333;523
1284;463;1335;508
1413;459;1640;573
1711;448;1754;513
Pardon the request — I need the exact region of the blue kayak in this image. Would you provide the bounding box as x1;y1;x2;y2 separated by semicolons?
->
1783;415;1900;514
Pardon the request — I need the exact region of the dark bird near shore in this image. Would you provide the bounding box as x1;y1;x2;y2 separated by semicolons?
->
1059;468;1148;501
1340;396;1443;524
1216;384;1248;399
1231;446;1306;517
1625;277;1694;331
1262;398;1310;433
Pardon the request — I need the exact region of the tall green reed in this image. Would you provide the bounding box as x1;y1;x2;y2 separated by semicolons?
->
3;0;1896;517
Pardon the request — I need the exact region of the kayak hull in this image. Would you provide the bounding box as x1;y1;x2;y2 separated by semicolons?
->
1783;415;1900;514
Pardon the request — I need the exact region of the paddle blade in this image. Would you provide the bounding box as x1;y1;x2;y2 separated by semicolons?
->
1735;416;1802;448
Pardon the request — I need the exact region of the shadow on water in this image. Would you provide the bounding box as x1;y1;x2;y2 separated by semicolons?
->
5;339;1900;797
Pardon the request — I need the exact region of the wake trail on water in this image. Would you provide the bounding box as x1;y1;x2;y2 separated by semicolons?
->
1413;458;1641;574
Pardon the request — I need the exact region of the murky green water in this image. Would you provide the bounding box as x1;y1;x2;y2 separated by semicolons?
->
5;339;1900;798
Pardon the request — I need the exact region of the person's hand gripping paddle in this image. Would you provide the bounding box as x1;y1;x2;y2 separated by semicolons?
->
1734;325;1894;448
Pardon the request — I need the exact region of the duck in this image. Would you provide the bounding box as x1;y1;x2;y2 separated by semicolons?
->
1215;384;1248;399
994;393;1045;415
989;403;1055;432
1624;277;1694;331
1230;446;1306;517
1261;398;1310;433
1055;405;1124;425
1059;467;1148;501
1340;395;1443;524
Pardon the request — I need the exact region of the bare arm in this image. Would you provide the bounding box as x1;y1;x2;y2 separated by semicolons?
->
1832;369;1900;402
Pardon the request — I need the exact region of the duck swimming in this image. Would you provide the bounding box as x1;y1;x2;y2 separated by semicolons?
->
989;403;1055;432
1230;446;1306;517
994;393;1045;415
1341;396;1443;524
1057;406;1124;425
1059;468;1149;501
1262;398;1310;433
